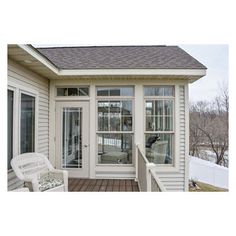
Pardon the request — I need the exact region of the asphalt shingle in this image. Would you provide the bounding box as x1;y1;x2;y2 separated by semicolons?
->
36;45;206;70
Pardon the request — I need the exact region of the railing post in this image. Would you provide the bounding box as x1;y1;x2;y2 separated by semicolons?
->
146;163;155;192
135;144;140;181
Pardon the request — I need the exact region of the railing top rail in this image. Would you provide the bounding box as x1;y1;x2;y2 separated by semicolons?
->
136;144;149;164
149;168;166;192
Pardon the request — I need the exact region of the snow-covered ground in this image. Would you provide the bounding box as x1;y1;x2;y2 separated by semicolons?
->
189;156;228;189
197;149;228;165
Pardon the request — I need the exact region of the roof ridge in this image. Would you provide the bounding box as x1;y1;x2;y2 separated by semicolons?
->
36;45;170;49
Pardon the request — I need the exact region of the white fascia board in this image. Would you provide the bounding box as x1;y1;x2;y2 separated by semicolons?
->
19;45;206;78
58;68;206;77
18;44;59;74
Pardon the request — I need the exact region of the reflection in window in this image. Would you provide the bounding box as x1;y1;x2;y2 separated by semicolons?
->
145;100;173;132
62;108;82;169
98;134;133;164
145;134;173;164
98;100;133;131
57;87;89;96
144;86;174;97
97;87;134;165
97;87;134;97
20;94;35;154
144;86;175;166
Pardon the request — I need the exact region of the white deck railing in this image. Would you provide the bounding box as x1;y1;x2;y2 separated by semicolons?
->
136;144;166;192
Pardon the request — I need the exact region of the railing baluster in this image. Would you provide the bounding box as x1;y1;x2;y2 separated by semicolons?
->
136;144;166;192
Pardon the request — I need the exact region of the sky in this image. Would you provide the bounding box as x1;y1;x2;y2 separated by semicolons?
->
34;44;228;102
180;45;228;102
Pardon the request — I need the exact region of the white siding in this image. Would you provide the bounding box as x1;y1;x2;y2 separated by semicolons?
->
156;85;186;191
8;60;49;190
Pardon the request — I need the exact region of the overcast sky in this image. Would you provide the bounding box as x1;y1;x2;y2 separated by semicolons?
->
33;44;228;102
179;45;228;102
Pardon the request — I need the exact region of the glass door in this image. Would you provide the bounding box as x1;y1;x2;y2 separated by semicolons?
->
56;102;89;178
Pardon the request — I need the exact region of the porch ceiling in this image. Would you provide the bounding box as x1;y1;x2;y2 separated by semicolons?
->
8;44;206;82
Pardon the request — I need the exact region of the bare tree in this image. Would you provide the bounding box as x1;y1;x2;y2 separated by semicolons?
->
189;86;228;167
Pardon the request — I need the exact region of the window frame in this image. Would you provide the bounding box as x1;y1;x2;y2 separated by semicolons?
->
19;90;37;154
56;86;90;97
96;86;135;166
7;82;38;171
144;85;175;168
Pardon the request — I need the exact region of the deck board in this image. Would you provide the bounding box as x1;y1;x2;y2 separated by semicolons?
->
69;178;139;192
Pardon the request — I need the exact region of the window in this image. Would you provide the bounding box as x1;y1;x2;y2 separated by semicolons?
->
8;88;37;170
8;90;14;170
20;93;35;153
96;87;134;165
144;86;174;165
57;87;89;96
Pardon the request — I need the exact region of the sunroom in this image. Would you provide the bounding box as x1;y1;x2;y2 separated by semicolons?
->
7;45;206;191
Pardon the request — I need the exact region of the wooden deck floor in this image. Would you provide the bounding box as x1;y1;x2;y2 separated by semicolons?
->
69;178;139;192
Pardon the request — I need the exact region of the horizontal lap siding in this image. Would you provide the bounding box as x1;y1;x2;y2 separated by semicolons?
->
8;60;49;191
157;86;186;191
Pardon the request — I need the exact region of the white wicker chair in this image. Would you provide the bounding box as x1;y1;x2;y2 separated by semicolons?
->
11;153;68;192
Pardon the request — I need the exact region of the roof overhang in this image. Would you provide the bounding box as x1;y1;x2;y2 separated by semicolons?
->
8;44;206;82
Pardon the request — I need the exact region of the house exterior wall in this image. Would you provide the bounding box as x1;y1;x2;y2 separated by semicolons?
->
49;77;189;191
7;59;49;190
156;85;189;191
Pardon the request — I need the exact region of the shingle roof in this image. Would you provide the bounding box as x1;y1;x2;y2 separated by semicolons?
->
36;45;206;70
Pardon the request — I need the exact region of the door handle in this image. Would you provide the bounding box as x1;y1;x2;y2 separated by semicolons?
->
83;144;89;148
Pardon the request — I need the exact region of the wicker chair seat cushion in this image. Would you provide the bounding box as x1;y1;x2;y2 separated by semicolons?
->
39;173;64;192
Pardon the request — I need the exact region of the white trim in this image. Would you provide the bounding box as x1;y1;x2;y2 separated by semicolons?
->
89;85;96;178
58;68;206;77
95;87;135;167
184;84;190;191
7;83;39;157
18;44;59;74
18;90;39;154
143;85;178;172
18;45;206;78
7;87;18;165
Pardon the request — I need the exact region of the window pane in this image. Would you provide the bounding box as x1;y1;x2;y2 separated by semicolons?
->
155;100;163;116
68;88;79;96
164;100;173;116
122;116;132;131
57;87;89;96
98;114;109;131
156;116;163;131
121;100;132;115
145;101;154;115
165;116;173;131
97;88;109;96
110;114;121;131
97;87;134;96
57;88;67;96
146;116;154;131
144;87;163;96
110;88;121;96
20;94;35;154
110;101;121;113
120;87;134;96
145;134;173;164
164;86;174;96
98;101;109;115
62;108;82;168
8;90;14;170
97;134;133;164
144;86;174;96
79;87;89;96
